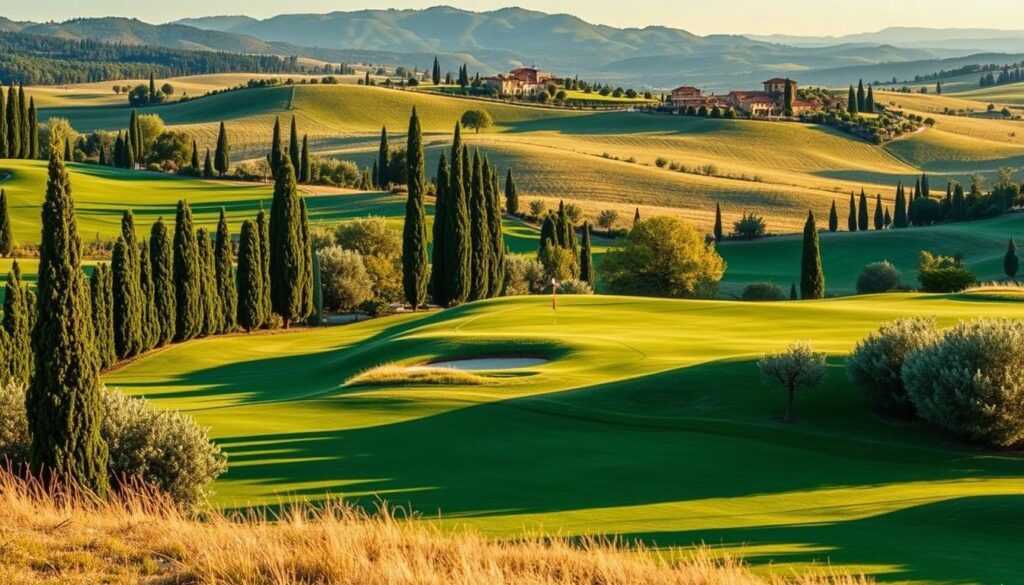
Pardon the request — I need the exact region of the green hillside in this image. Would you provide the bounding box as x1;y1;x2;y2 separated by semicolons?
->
105;293;1024;584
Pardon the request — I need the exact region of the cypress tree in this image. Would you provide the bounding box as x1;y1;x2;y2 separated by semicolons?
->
236;219;263;332
17;85;28;158
5;86;18;158
634;207;641;226
134;109;144;161
90;264;116;370
269;157;305;327
149;219;175;346
288;116;300;172
800;210;825;300
298;198;314;321
26;151;108;495
0;87;6;157
789;282;798;301
865;85;874;112
215;209;237;333
952;183;966;221
430;153;450;306
138;240;158;352
3;260;31;384
505;168;518;216
190;139;200;170
203;149;214;178
714;202;724;242
128;110;140;163
847;192;857;231
873;194;883;230
196;228;222;336
469;150;490;300
125;135;135;169
884;207;891;228
0;189;13;255
300;134;311;183
173;200;202;341
539;213;557;252
1005;237;1020;278
858;189;869;231
113;132;123;168
847;85;858;116
856;80;866;112
111;236;142;358
371;160;379;189
214;122;229;176
27;97;38;159
444;123;471;306
377;126;390;188
148;73;156;102
828;199;838;232
893;182;908;228
270;116;283;177
486;160;505;297
921;173;931;198
580;221;594;285
432;56;441;85
98;147;107;167
402;108;429;310
256;204;272;325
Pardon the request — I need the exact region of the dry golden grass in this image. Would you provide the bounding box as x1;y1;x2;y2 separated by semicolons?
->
0;470;870;585
345;363;491;387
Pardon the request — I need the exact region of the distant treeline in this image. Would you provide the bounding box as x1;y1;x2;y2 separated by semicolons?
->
0;32;303;85
885;59;1024;87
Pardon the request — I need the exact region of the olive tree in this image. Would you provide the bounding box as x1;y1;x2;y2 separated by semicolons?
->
757;341;827;422
847;317;938;417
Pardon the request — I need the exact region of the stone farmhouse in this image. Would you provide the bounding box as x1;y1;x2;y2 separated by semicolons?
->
670;79;839;117
485;67;557;96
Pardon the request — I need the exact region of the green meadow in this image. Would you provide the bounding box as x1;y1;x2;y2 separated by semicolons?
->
104;293;1024;584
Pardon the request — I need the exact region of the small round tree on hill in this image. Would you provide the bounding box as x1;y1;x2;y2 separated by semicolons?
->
758;341;827;423
461;110;493;134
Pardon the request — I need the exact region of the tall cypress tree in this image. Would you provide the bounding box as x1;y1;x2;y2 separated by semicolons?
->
865;85;875;113
952;183;966;221
893;182;908;228
430;152;450;306
847;85;858;116
634;207;641;226
377;126;390;188
190;139;200;170
125;135;135;169
856;80;866;112
269;157;305;328
0;87;6;157
884;207;891;228
173;200;202;341
256;204;272;325
468;150;490;300
236;219;263;332
873;194;884;230
17;85;28;158
111;236;142;358
0;189;13;255
127;110;139;163
3;260;31;384
288;116;300;172
921;173;931;198
828;199;838;232
148;73;156;102
847;192;857;231
27;151;108;495
203;149;214;178
196;228;222;336
27;97;38;159
65;136;74;164
713;202;723;242
120;210;143;354
539;213;557;252
402;107;429;310
270;116;283;177
432;56;441;85
298;198;314;320
1004;237;1020;278
300;134;311;183
90;264;116;370
444;123;471;306
486;160;505;297
215;209;237;333
138;240;158;352
580;221;594;285
214;122;230;177
5;86;18;158
504;168;518;216
149;219;175;346
800;210;825;300
857;189;869;231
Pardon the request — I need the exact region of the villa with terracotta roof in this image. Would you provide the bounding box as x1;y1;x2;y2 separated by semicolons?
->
668;78;842;118
485;67;557;96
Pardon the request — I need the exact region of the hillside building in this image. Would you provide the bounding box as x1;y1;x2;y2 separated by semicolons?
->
485;67;557;96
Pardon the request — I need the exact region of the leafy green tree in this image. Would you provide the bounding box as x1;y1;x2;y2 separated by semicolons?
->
402;108;429;310
800;210;825;299
377;126;390;188
828;199;838;233
215;209;237;332
444;123;471;306
505;168;518;216
0;189;13;255
26;151;108;496
149;219;175;346
196;228;222;336
713;202;724;242
173;200;202;341
214;122;229;176
1005;237;1019;278
3;260;32;384
236;219;264;332
847;191;857;231
90;263;116;370
758;341;827;422
461;109;494;134
269;157;306;327
580;221;594;285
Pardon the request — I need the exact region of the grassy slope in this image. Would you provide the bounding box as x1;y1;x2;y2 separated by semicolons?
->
105;294;1024;584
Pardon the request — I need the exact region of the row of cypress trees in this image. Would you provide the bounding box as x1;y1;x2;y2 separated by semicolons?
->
270;116;311;183
104;111;229;178
0;84;39;160
428;121;508;307
847;80;875;116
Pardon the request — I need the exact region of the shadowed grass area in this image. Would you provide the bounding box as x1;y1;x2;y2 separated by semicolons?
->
105;294;1024;583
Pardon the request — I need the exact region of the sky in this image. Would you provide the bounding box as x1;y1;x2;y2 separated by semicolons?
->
9;0;1024;36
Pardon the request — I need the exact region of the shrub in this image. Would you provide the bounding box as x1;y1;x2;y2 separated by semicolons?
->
757;341;827;422
846;317;938;417
563;203;583;225
556;279;593;294
741;283;785;301
0;384;225;510
904;319;1024;447
309;226;335;251
856;261;902;294
732;213;767;239
596;209;619;234
504;255;545;296
334;218;402;301
917;251;976;292
318;247;374;311
539;241;578;282
654;157;669;168
601;216;725;298
528;199;546;218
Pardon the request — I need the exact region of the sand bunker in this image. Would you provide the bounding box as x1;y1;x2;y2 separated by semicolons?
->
411;357;549;371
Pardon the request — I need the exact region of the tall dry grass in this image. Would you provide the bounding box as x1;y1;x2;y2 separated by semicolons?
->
0;469;870;585
345;363;490;387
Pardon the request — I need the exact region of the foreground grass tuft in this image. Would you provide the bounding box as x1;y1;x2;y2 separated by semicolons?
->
0;470;868;584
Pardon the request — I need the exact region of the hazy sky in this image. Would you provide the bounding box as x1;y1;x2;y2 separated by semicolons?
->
10;0;1024;36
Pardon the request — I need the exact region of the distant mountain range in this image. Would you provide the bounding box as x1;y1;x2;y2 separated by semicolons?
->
4;9;1022;90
